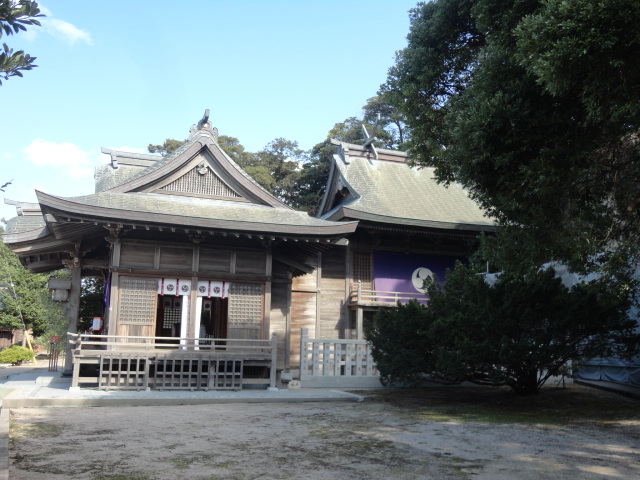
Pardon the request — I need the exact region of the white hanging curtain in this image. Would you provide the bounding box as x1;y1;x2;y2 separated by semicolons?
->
195;280;229;298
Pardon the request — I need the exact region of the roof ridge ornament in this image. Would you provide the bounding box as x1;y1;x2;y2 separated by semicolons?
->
338;143;350;164
361;113;380;161
189;108;219;141
197;109;210;129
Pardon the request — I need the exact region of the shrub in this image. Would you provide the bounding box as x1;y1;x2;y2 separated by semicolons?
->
366;262;640;395
0;345;35;365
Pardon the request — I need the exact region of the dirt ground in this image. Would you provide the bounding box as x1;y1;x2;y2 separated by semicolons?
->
8;385;640;480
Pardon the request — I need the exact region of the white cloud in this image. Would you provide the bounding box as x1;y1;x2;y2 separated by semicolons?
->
111;146;148;155
23;139;102;180
21;28;38;42
25;139;91;167
39;5;53;17
42;18;93;46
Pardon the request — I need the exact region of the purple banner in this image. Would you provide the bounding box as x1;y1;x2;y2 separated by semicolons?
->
373;251;459;302
103;271;111;308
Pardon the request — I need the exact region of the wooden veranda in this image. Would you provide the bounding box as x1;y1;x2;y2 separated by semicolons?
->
68;333;278;391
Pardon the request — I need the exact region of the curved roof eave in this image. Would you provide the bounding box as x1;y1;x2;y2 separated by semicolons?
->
36;191;359;237
328;207;497;232
2;225;51;244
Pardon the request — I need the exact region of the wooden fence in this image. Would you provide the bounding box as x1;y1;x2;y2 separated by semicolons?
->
299;328;381;388
68;332;277;391
348;282;426;306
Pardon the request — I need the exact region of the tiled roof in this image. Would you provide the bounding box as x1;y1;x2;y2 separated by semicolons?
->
325;155;495;229
95;164;150;192
3;215;46;235
39;191;357;234
116;139;193;185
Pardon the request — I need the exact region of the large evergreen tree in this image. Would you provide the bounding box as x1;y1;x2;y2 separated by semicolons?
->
383;0;640;276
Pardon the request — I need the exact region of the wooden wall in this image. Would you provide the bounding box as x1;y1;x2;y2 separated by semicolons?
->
318;247;348;338
288;246;348;368
113;239;351;370
270;261;291;369
118;240;268;276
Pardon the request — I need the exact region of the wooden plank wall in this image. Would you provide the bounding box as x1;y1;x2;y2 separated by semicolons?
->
120;244;155;269
119;241;267;276
290;255;319;368
270;261;291;369
318;246;348;339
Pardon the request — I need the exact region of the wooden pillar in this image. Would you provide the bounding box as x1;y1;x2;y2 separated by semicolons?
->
63;259;82;375
269;332;278;389
107;272;119;342
188;277;199;340
285;271;292;370
356;307;364;340
344;244;353;340
315;252;321;337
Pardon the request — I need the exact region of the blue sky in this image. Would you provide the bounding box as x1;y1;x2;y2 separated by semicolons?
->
1;0;419;223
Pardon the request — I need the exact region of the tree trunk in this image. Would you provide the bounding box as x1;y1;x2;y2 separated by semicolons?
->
512;369;539;395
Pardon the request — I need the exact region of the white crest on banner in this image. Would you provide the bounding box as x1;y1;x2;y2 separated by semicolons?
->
177;279;191;296
411;267;434;293
196;280;228;298
158;278;192;296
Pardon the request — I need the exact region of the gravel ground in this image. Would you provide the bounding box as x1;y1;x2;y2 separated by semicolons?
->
8;389;640;480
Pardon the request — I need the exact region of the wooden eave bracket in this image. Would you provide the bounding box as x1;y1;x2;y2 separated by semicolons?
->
272;254;315;274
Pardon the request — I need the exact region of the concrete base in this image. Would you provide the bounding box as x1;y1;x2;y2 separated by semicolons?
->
299;376;384;388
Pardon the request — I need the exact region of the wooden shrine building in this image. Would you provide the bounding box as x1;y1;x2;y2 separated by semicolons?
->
2;112;357;389
3;111;494;390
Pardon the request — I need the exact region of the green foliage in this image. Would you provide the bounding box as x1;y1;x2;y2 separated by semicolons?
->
288;144;331;215
383;0;640;276
247;138;308;203
218;135;255;167
0;344;35;365
0;0;43;85
366;263;639;395
77;276;105;332
0;236;59;336
515;0;640;126
364;300;441;386
147;138;186;156
362;94;410;149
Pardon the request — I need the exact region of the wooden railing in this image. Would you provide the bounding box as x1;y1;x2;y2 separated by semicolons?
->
67;332;277;390
299;328;380;387
348;282;426;306
68;332;276;355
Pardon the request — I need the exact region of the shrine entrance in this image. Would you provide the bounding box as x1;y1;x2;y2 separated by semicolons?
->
198;297;228;341
154;294;229;341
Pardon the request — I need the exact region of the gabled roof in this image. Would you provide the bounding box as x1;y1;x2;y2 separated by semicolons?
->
98;120;289;208
3;112;358;273
319;140;496;232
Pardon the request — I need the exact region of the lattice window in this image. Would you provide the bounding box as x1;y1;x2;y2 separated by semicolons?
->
160;167;240;197
163;308;181;329
228;283;263;339
119;277;157;324
353;252;373;290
